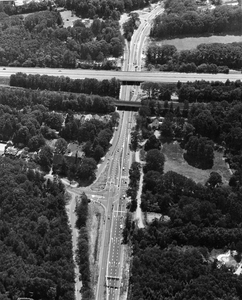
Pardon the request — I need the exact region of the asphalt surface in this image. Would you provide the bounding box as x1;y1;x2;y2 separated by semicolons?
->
1;67;241;83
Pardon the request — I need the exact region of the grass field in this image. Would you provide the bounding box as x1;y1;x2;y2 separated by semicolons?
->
152;35;242;51
162;141;231;185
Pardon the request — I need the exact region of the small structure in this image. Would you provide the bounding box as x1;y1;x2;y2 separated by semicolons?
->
148;118;162;130
4;146;18;157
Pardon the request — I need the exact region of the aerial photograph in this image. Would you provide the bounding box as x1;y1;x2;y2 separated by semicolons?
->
0;0;242;299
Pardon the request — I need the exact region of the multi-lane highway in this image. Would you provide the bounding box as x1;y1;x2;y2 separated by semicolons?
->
1;67;241;83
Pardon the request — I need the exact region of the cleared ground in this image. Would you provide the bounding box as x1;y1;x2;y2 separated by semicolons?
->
87;202;104;293
150;35;242;51
60;10;93;28
162;141;231;185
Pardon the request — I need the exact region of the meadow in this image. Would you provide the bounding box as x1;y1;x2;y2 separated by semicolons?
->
162;141;231;185
152;35;242;51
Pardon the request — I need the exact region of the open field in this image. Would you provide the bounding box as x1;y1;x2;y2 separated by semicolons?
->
60;10;93;28
150;35;242;51
162;141;231;185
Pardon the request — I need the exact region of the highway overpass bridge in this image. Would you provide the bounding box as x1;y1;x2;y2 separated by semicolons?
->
113;100;141;111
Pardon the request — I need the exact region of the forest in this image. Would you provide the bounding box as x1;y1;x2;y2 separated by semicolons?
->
146;43;242;72
10;73;121;99
151;0;242;38
0;10;124;68
126;78;242;298
0;158;75;300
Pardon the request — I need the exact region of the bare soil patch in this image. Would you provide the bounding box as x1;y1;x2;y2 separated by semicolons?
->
87;202;105;293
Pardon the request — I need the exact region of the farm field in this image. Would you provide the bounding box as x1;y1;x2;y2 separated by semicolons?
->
162;141;231;185
151;35;242;51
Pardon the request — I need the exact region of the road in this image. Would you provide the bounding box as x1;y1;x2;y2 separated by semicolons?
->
1;67;241;83
102;5;163;300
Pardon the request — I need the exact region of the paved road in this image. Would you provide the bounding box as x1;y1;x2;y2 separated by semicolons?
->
1;67;241;83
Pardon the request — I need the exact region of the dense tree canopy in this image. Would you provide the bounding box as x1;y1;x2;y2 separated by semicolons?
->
0;158;75;300
0;11;124;68
151;2;242;38
10;73;121;99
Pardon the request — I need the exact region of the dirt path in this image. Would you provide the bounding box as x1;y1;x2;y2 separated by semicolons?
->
66;190;82;300
135;151;145;228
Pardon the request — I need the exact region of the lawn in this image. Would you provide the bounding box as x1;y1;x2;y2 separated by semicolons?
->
162;141;231;185
152;35;242;51
60;10;92;28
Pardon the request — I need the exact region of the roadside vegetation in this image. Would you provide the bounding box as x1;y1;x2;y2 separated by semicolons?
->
126;162;141;212
123;13;140;41
75;192;94;299
10;73;121;99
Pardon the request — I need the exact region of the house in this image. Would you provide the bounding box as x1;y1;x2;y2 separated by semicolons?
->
4;146;18;157
148;118;161;130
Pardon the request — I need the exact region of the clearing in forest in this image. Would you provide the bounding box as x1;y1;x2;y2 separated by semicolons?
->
162;141;231;185
151;35;242;51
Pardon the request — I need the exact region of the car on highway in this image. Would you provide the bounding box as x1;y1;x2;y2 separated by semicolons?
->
3;68;6;70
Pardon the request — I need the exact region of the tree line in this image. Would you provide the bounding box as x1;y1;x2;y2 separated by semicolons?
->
126;162;141;212
10;73;121;99
63;0;157;20
0;158;75;300
151;1;242;38
0;11;124;69
0;87;115;113
141;80;242;103
75;193;94;299
146;43;242;72
123;13;140;41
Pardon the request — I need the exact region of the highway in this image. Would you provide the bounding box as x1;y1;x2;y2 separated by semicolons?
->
1;67;241;83
101;5;164;300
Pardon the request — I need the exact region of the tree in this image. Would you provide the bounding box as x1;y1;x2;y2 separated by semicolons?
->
206;172;222;187
93;145;104;162
76;158;97;183
144;134;161;151
130;130;140;151
38;145;53;172
28;134;45;151
144;149;165;174
55;138;68;154
45;112;64;131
